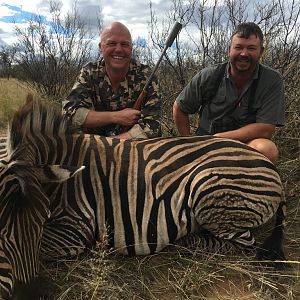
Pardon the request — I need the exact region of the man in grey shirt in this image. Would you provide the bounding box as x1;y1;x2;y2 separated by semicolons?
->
173;22;285;164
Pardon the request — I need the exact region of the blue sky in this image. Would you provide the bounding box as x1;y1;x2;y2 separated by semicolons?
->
0;4;35;24
0;0;172;47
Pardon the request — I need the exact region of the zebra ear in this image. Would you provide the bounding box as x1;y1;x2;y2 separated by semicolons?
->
35;165;85;183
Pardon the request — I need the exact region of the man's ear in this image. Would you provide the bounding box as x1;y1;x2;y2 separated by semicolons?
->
34;165;85;183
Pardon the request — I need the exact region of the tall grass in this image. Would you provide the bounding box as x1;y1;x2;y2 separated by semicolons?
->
0;79;36;131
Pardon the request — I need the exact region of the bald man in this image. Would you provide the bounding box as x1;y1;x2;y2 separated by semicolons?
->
63;21;161;139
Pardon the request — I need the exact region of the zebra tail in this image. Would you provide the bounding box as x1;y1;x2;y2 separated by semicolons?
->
256;201;288;268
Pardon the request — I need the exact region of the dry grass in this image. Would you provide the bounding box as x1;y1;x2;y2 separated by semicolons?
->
0;79;37;131
0;79;299;299
39;220;300;299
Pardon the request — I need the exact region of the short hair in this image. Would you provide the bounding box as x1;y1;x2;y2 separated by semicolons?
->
231;22;264;47
100;21;132;44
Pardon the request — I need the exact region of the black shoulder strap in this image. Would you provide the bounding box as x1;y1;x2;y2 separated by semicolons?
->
248;64;262;113
200;62;227;113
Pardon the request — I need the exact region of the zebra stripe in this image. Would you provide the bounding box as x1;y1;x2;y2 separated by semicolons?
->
0;133;8;159
0;97;286;298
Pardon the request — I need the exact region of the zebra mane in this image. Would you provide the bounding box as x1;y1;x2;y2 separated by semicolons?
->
8;94;75;155
0;131;9;159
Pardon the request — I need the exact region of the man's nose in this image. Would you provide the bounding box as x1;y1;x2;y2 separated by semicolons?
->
240;48;249;56
115;43;123;51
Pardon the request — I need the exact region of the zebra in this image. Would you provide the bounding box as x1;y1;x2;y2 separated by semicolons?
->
0;96;286;299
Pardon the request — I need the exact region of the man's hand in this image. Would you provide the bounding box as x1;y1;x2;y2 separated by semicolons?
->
115;108;141;126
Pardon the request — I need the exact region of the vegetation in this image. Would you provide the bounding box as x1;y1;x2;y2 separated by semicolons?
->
40;240;300;299
0;0;299;298
0;79;35;131
0;0;99;100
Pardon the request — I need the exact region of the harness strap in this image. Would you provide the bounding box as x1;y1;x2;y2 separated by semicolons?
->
197;64;262;135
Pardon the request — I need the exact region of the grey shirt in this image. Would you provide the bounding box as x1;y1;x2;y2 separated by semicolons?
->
176;62;285;134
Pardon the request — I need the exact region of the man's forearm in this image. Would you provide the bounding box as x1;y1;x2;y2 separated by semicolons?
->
173;102;191;135
83;110;116;128
214;123;276;142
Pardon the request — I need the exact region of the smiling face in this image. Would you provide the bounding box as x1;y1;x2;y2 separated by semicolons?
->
100;22;133;74
228;33;264;76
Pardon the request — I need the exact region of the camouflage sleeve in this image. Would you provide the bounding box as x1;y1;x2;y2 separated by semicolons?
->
62;64;95;126
139;74;162;138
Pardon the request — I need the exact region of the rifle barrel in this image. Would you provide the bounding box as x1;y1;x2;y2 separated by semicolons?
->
115;21;182;135
142;21;183;92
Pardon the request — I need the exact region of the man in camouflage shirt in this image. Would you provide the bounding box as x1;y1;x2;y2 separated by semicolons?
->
63;21;161;139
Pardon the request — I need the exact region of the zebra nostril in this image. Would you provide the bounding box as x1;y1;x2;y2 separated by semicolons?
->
1;288;10;300
11;278;46;300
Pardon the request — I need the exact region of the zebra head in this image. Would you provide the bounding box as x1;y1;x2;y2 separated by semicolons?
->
0;94;86;298
0;149;50;299
0;148;84;299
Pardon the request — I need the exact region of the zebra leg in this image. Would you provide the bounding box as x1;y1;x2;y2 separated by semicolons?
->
256;202;286;262
41;220;95;260
184;203;288;269
175;230;256;256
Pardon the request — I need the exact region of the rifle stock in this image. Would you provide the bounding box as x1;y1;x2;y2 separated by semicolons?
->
133;89;148;111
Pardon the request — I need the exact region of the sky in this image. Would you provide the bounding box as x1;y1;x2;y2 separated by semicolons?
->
0;0;174;48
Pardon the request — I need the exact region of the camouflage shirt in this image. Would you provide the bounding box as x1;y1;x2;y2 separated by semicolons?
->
63;58;161;138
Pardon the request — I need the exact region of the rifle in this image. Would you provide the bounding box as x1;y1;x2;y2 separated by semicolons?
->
117;21;183;134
